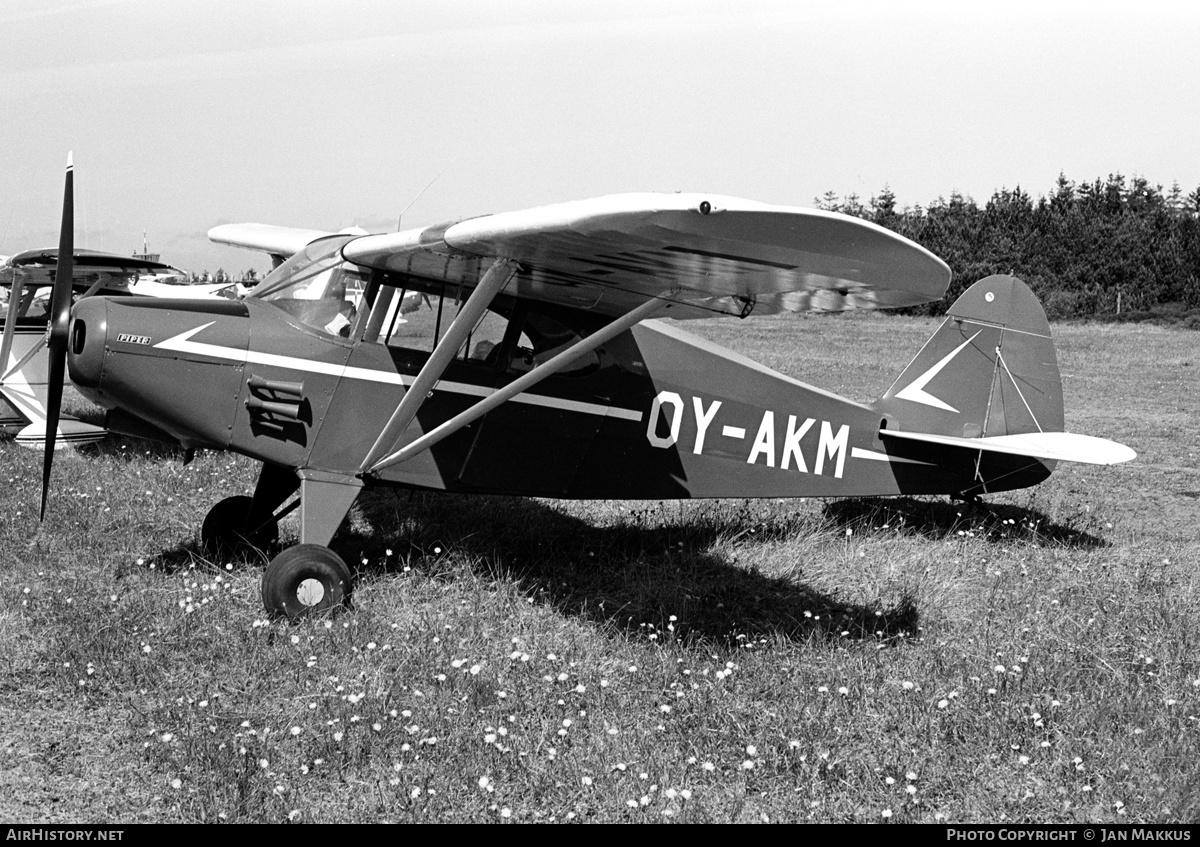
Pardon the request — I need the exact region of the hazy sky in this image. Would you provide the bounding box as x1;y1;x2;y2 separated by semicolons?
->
2;0;1197;275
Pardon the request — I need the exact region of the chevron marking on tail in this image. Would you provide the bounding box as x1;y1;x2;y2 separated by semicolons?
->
893;331;981;413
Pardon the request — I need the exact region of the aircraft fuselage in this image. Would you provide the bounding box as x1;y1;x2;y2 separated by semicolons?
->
67;295;1048;502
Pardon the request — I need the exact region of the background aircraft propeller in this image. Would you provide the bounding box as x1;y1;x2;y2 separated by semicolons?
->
40;153;74;519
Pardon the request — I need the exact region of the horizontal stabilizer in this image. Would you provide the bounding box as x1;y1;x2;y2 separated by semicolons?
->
15;419;107;450
882;429;1136;465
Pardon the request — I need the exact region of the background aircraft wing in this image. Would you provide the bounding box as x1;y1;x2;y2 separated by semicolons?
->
1;248;186;289
209;223;363;267
340;193;952;318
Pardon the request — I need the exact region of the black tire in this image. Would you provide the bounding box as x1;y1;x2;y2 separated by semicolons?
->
200;495;279;558
262;544;353;619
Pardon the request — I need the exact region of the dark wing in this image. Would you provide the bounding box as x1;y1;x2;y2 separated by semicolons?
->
2;248;185;290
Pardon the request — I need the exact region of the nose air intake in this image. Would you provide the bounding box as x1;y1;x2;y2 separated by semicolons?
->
71;319;85;355
67;296;107;390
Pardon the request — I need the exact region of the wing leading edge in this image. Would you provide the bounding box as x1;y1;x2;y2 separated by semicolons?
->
337;193;952;318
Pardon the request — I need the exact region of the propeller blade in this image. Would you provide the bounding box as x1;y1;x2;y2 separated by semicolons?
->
40;153;74;520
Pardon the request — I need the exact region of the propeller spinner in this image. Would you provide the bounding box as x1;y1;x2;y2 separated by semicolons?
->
40;153;75;519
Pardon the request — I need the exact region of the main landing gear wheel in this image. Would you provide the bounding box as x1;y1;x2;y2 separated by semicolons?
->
200;495;279;559
261;544;353;620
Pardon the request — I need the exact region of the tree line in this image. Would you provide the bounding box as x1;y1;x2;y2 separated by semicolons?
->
815;174;1200;321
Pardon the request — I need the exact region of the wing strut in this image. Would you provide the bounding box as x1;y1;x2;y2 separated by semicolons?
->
0;273;27;376
358;258;519;472
364;289;677;476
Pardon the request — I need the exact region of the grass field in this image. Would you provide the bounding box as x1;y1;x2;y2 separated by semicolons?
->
1;312;1197;823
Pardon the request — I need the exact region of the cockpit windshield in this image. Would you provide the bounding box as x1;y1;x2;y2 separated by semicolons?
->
250;234;368;337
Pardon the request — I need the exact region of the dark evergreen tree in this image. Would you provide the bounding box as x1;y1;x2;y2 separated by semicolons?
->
838;173;1200;319
870;185;898;227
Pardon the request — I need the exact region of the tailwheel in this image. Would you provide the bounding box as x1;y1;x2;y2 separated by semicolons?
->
200;495;279;559
262;544;353;619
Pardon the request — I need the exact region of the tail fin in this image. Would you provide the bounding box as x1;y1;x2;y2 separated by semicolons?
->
872;275;1133;494
875;275;1064;439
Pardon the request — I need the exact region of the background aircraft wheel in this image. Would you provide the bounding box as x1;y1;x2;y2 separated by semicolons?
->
200;495;279;558
262;544;353;619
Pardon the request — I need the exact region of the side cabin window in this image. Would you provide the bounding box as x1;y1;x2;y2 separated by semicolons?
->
364;284;448;353
16;286;51;321
522;311;600;373
1;283;99;324
361;281;530;366
0;269;49;321
361;280;598;375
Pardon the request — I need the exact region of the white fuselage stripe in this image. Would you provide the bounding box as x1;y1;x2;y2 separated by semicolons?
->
153;324;644;423
850;446;937;466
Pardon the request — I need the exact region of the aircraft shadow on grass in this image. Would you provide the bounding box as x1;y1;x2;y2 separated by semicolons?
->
340;490;920;647
821;496;1108;549
337;490;1106;646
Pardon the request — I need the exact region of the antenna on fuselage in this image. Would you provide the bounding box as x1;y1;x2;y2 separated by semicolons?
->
396;153;461;231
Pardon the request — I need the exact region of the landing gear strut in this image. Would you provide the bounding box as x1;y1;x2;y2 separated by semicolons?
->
201;463;364;618
259;468;364;619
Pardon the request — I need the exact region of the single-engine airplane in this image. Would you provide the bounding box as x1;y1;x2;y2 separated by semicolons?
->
38;157;1135;619
1;236;239;447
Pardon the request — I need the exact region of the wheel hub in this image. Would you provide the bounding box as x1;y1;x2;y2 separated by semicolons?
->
296;578;326;607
